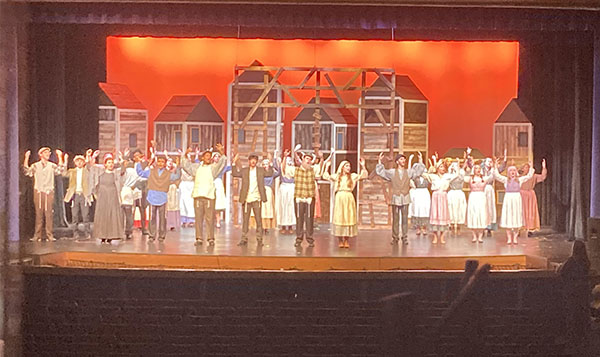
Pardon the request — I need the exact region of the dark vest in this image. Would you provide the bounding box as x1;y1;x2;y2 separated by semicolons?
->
391;168;411;196
147;168;172;192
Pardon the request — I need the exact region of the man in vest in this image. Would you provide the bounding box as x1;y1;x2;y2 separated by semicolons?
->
136;154;181;242
181;143;226;246
231;152;274;246
375;152;414;245
62;154;92;240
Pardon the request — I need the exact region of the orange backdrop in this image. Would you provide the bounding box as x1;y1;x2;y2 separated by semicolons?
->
106;37;518;156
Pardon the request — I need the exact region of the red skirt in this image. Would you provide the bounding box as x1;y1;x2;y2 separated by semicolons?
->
430;190;450;226
521;189;540;231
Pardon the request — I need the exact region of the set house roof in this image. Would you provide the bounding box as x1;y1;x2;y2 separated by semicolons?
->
155;95;223;123
98;82;146;110
237;60;277;84
495;99;531;124
293;97;358;125
366;74;428;101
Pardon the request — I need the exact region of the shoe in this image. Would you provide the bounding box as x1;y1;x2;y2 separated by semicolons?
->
308;241;315;248
486;230;492;237
478;238;484;243
294;241;302;248
194;239;203;246
142;230;149;236
402;239;408;245
287;229;294;235
257;239;264;247
30;236;42;242
208;240;215;246
264;229;269;234
527;231;533;237
46;235;57;242
390;239;399;245
279;228;286;234
237;240;248;246
147;237;155;243
125;234;132;240
158;237;165;242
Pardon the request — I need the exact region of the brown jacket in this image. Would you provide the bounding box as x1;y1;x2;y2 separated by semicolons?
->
231;165;274;204
63;167;91;203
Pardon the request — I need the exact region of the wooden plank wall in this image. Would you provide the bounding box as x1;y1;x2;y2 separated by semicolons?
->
119;120;147;151
99;122;116;157
493;124;531;166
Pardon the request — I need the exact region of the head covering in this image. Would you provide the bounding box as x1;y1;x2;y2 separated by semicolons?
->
336;160;351;176
38;147;51;156
73;155;85;163
103;153;114;164
394;154;406;162
261;159;270;167
448;162;459;174
411;162;426;178
285;157;294;166
507;165;518;177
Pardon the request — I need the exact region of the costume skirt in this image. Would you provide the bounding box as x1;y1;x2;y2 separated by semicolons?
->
179;180;195;219
484;184;497;225
429;190;449;228
261;186;275;219
521;190;541;231
277;182;296;226
447;189;467;225
214;177;227;211
467;191;489;229
332;190;358;237
500;192;524;229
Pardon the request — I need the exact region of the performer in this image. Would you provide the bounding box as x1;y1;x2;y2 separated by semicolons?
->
423;157;459;244
493;160;535;244
231;152;274;246
323;156;368;248
131;149;149;236
284;150;317;247
258;155;280;233
120;152;144;240
520;159;547;235
213;151;231;229
136;153;181;243
179;150;196;228
89;152;125;244
410;160;431;237
481;150;507;236
275;150;296;234
181;144;226;246
447;161;467;235
464;162;493;243
375;152;415;245
62;153;92;240
166;181;181;232
23;147;66;241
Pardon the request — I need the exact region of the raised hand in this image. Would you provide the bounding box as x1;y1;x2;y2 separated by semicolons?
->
86;149;93;157
283;149;291;157
267;152;273;161
64;153;69;162
503;148;508;159
293;144;302;153
378;152;384;163
55;149;63;158
233;153;239;163
215;143;224;154
25;150;31;159
359;157;366;167
542;158;546;169
466;147;472;155
92;150;100;160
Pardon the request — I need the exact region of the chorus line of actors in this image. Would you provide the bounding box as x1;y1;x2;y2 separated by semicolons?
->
24;144;548;247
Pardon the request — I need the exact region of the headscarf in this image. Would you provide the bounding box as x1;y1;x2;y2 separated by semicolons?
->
335;160;351;189
103;153;114;164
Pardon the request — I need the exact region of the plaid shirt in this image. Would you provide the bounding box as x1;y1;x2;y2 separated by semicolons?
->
294;166;316;199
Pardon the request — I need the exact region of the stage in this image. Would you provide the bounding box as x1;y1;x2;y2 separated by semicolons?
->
23;224;575;272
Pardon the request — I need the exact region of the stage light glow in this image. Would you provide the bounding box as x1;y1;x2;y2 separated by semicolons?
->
106;37;518;156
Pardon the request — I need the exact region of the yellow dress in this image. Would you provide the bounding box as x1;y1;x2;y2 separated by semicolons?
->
324;169;367;237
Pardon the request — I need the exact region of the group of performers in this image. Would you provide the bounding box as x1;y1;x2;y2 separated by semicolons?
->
23;144;547;247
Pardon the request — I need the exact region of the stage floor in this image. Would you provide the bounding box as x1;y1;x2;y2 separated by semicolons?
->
22;224;577;271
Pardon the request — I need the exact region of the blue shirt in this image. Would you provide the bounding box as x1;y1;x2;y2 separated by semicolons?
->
136;163;180;206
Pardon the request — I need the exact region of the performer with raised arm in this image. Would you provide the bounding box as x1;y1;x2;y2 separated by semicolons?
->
252;153;280;234
181;143;226;246
213;151;232;229
276;149;296;235
179;149;196;228
375;152;414;245
62;152;93;240
323;155;368;248
136;149;181;243
285;148;318;248
464;160;494;243
88;151;125;244
120;151;144;240
131;148;149;236
481;149;507;236
493;159;535;245
447;155;468;235
520;159;547;235
410;152;431;237
423;156;459;244
231;152;274;246
23;147;66;241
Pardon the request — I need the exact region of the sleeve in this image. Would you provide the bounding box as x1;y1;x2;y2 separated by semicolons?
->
357;167;368;180
23;162;34;177
170;168;181;181
264;166;274;177
518;167;535;185
492;168;508;185
271;164;281;179
536;168;548;183
498;160;507;173
231;164;243;178
322;171;335;182
181;158;199;177
135;162;151;179
211;155;227;178
375;163;393;181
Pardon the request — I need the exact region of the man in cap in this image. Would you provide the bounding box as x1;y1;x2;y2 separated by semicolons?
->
181;143;226;246
23;147;66;241
375;152;415;245
231;152;274;246
62;153;92;240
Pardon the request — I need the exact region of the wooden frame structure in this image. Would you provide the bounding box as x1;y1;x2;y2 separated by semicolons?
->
228;64;396;226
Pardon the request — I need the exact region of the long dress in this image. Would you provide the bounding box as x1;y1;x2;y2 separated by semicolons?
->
179;170;195;224
411;176;431;227
92;171;124;240
276;164;296;227
447;174;467;225
166;183;180;231
494;168;534;229
323;170;368;237
466;175;491;229
214;166;231;212
425;172;456;232
520;169;547;231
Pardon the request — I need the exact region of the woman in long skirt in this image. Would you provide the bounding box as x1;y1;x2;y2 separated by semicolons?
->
212;152;231;229
447;162;467;235
89;153;124;244
465;163;493;243
276;155;296;234
410;162;431;237
323;157;368;248
520;159;547;235
493;160;535;244
423;158;459;244
179;169;196;227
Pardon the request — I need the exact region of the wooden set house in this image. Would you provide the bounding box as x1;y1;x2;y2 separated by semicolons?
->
357;75;429;228
154;95;224;154
98;82;148;156
492;98;533;167
292;97;358;222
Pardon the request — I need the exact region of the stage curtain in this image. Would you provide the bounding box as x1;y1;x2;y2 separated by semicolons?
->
518;33;594;239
